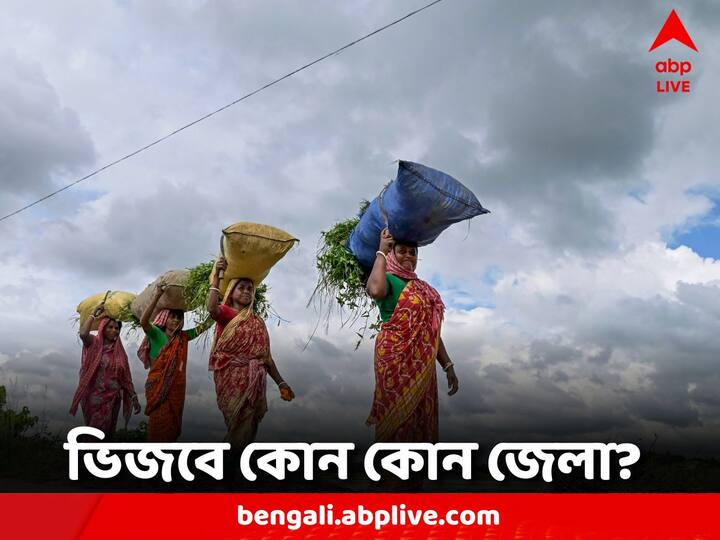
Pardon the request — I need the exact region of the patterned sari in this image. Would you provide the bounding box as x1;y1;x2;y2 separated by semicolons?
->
366;252;445;442
144;332;189;442
70;318;136;438
209;279;270;450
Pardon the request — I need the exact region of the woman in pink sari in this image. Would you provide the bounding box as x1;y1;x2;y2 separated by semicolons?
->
70;303;141;438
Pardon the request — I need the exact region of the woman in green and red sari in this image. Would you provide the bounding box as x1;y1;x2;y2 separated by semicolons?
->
138;283;206;442
366;228;459;442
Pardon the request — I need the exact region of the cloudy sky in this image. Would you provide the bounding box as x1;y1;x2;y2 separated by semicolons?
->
1;0;720;457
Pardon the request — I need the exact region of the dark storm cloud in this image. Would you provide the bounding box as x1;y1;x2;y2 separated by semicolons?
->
676;281;720;320
588;347;612;365
690;377;720;407
1;349;80;422
128;0;673;254
481;363;513;385
440;372;633;443
539;283;720;432
467;18;658;252
0;51;95;203
27;181;220;280
2;0;686;277
444;369;495;416
529;340;582;368
629;393;701;428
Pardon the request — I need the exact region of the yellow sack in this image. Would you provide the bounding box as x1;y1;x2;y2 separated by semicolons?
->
211;222;298;295
131;269;190;321
77;291;136;331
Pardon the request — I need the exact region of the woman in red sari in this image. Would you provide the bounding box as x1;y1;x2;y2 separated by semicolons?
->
366;229;459;442
138;283;205;442
207;257;294;454
70;303;141;438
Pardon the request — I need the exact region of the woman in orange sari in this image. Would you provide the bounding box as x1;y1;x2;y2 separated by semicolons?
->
366;228;459;442
138;283;205;442
207;257;294;454
70;303;141;438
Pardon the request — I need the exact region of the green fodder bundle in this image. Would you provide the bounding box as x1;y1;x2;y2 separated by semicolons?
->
117;303;141;331
184;261;214;324
309;202;380;347
184;260;274;322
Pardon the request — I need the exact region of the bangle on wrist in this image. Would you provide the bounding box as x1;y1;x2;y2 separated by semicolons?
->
278;381;288;387
209;287;221;293
376;250;387;261
442;362;455;372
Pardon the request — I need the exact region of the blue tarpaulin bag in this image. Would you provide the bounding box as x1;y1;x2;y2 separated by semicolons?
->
347;160;489;270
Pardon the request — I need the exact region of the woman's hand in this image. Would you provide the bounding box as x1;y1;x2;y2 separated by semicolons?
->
208;258;227;316
379;228;394;255
92;303;105;319
279;382;295;401
142;282;166;333
367;229;392;299
80;302;102;345
215;256;228;275
132;395;141;414
446;366;459;396
154;281;167;297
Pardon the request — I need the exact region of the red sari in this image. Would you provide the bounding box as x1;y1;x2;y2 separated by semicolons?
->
209;301;270;449
144;332;189;442
70;318;136;438
366;252;445;442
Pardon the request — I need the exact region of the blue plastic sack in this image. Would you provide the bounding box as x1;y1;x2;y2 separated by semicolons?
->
347;160;489;270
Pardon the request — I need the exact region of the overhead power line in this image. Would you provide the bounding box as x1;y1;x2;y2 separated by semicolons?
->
0;0;445;224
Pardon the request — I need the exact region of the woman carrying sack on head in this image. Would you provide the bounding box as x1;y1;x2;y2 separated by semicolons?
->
70;303;141;438
207;256;294;454
366;228;459;443
138;282;206;442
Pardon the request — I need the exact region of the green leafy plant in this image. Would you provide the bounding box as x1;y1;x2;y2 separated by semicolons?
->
253;283;272;320
0;386;38;438
0;385;66;482
184;260;274;322
117;303;141;330
309;202;381;347
184;261;214;324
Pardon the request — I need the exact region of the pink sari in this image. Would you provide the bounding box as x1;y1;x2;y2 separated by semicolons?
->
70;318;136;437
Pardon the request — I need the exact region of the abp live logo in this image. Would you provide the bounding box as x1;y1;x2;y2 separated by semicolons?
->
650;9;698;94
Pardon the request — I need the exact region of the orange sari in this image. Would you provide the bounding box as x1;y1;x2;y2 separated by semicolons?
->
144;333;188;442
367;279;442;442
